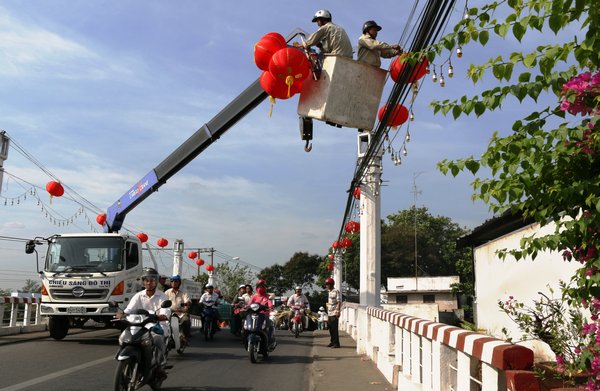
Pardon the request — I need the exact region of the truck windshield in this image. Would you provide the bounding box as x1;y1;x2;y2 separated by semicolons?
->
46;237;124;273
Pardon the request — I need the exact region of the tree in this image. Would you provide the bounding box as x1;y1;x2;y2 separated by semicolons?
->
213;262;253;302
285;252;321;289
0;287;11;296
21;279;40;293
192;273;208;288
426;0;598;382
258;264;290;295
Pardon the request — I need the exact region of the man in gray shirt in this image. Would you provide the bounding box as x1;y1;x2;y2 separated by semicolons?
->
300;9;353;58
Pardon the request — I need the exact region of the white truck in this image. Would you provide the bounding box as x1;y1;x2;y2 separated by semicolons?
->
26;233;144;339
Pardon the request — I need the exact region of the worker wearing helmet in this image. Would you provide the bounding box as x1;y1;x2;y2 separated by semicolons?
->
117;267;170;379
165;275;192;343
325;277;341;348
298;9;353;58
357;20;402;68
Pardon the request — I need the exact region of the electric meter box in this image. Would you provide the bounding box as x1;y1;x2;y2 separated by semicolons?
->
298;55;387;130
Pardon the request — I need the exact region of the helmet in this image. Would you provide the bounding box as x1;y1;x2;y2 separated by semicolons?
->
256;279;267;287
325;277;335;286
205;284;214;289
312;9;332;22
362;20;382;34
142;267;159;281
239;284;246;290
295;286;302;291
170;275;181;282
319;306;325;311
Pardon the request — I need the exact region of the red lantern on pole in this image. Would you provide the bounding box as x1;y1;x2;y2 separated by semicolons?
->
196;258;205;266
206;264;215;272
378;104;409;127
328;254;334;260
341;237;353;248
157;238;168;248
353;187;361;199
45;181;64;204
96;213;107;226
260;70;290;100
188;251;198;260
254;32;287;71
136;232;148;243
332;240;340;249
326;262;334;271
390;55;428;83
268;47;310;98
345;221;360;233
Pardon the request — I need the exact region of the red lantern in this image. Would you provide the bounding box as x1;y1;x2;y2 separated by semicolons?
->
328;254;334;260
390;55;428;83
378;104;409;127
353;187;361;199
206;264;215;272
96;213;107;226
157;238;168;248
254;32;287;71
136;232;148;243
326;263;334;271
332;240;340;249
196;258;205;266
268;47;310;98
46;181;64;197
345;221;360;233
188;251;198;260
341;237;353;248
260;71;291;100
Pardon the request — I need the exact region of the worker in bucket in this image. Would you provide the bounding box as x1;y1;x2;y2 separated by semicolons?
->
357;20;402;68
296;9;353;58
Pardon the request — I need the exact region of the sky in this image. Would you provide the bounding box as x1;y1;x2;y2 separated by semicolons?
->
0;1;572;290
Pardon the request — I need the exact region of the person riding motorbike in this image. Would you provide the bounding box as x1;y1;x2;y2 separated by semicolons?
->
199;284;220;333
287;286;310;329
116;267;170;380
247;279;275;345
231;284;247;336
164;275;191;344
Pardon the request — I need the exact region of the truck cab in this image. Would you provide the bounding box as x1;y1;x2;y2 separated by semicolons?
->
34;233;144;339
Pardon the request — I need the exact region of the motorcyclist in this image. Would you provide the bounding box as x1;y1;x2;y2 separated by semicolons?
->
287;286;310;329
247;279;275;346
116;267;170;379
199;284;220;332
231;284;247;336
164;275;191;344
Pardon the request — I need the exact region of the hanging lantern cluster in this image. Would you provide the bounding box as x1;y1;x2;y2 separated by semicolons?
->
345;221;360;234
253;32;311;114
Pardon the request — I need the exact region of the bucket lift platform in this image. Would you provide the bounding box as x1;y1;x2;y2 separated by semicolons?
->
298;55;387;131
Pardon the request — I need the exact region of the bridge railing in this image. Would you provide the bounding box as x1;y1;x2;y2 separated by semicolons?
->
340;303;541;391
0;296;45;335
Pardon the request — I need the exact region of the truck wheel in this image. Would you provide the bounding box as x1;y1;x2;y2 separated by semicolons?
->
49;316;69;340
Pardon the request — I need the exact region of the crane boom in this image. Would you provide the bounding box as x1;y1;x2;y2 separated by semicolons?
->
105;29;308;233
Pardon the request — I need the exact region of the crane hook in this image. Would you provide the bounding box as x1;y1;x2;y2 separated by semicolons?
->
304;139;313;152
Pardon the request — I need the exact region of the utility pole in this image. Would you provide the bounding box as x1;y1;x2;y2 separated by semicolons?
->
198;247;215;286
412;172;424;290
0;131;9;194
172;239;184;277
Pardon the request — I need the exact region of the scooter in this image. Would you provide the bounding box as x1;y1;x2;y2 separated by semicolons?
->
201;303;218;341
243;303;276;363
112;300;171;391
167;311;188;355
290;305;306;338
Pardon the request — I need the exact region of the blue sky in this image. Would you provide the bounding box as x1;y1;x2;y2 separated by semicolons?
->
0;1;570;289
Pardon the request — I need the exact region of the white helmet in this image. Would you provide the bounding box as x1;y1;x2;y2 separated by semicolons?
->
312;9;332;22
319;306;325;311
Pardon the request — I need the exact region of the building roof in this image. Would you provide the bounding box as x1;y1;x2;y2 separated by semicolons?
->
456;210;535;249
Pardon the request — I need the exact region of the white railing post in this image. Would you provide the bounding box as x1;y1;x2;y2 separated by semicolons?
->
9;302;18;327
35;301;41;325
422;337;433;390
23;302;32;326
0;303;5;326
411;332;422;384
457;350;478;391
402;328;411;378
481;361;504;391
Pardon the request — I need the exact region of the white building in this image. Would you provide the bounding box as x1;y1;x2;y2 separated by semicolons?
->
458;212;581;360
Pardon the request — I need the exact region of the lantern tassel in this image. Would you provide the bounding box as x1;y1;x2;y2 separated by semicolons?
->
268;96;276;117
285;75;294;98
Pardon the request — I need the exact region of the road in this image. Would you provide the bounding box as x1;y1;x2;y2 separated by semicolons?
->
0;327;314;391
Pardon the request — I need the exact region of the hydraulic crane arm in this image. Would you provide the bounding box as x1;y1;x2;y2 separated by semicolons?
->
105;29;308;233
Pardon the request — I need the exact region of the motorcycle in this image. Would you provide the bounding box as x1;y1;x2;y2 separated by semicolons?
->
201;303;218;341
112;300;171;391
290;305;306;338
167;309;188;355
243;303;276;363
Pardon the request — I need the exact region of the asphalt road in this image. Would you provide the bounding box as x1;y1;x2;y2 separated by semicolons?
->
0;327;314;391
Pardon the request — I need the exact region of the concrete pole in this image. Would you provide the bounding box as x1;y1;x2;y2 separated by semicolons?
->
207;248;215;286
359;133;381;307
333;252;343;292
172;239;184;277
0;131;9;194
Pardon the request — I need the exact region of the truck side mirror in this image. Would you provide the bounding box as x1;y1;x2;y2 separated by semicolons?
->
25;240;36;254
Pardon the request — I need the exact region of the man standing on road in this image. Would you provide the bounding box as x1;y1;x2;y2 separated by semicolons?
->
325;277;341;348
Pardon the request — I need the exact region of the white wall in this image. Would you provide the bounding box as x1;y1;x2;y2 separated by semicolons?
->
474;221;581;360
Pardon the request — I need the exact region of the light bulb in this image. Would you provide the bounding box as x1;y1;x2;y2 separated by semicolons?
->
457;47;463;58
448;65;454;78
464;10;470;20
426;64;431;74
405;133;411;142
410;111;415;121
440;75;446;87
432;71;437;83
403;147;408;156
387;145;391;153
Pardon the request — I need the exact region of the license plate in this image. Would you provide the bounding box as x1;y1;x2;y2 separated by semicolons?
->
67;306;86;314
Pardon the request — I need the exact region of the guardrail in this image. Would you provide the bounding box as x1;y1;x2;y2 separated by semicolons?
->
340;303;545;391
0;296;45;335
